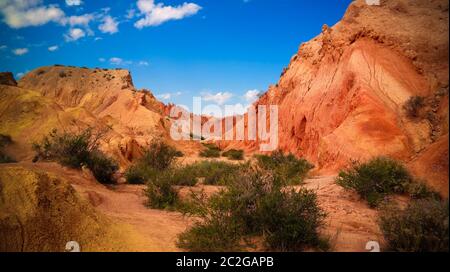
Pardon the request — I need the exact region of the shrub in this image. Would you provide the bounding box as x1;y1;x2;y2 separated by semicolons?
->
124;141;183;185
255;150;314;185
124;165;148;185
177;168;327;252
59;71;67;78
406;182;441;200
336;157;413;207
32;128;118;184
379;199;449;252
140;140;180;171
188;160;245;186
222;149;244;160
403;96;425;119
0;134;15;163
199;143;221;158
146;169;180;210
87;151;118;184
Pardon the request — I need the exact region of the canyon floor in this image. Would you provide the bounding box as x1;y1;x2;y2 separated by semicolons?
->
2;162;383;252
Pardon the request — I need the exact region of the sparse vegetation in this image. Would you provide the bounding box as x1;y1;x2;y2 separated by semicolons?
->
124;140;183;185
32;128;118;184
255;150;314;185
188;160;246;186
336;157;413;207
222;149;244;160
59;71;67;78
379;199;449;252
0;134;15;163
177;168;328;252
403;96;425;119
199;143;221;158
146;169;180;210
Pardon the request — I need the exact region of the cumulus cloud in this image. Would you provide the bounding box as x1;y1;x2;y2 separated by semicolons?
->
48;45;58;51
65;0;82;6
0;0;65;28
202;92;233;105
244;89;260;103
125;8;136;19
157;91;181;100
109;57;132;66
134;0;202;28
16;72;25;78
98;15;118;34
64;28;85;41
138;60;149;66
13;48;28;55
60;13;94;27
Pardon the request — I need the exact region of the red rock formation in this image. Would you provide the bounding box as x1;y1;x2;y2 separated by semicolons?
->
219;0;449;194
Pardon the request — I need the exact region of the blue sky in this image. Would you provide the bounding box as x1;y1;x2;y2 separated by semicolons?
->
0;0;352;107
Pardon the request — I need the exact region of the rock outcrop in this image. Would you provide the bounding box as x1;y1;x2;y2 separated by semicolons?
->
0;66;198;168
220;0;449;195
0;166;139;251
0;72;17;86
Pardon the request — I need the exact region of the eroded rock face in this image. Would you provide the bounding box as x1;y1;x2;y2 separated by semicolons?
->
0;166;130;251
220;0;449;194
0;72;17;86
0;66;178;168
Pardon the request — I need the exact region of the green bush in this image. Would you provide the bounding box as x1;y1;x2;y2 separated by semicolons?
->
140;140;181;171
177;168;327;252
124;141;183;184
32;128;118;184
124;165;148;185
336;157;413;207
199;143;221;158
0;134;15;163
189;160;246;185
146;169;181;210
222;149;244;160
379;199;449;252
406;182;441;200
403;96;425;119
255;150;314;185
87;151;118;184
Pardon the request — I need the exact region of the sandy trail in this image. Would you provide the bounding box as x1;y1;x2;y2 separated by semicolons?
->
302;176;383;252
17;163;382;252
21;162;193;252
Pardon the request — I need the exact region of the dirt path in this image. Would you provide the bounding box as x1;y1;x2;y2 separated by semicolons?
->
302;176;384;252
16;163;383;252
21;162;193;252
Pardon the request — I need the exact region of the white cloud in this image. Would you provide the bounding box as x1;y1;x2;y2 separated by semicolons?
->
0;45;7;50
158;93;172;100
138;60;149;66
16;72;25;78
109;57;132;66
13;48;28;55
98;58;106;62
60;13;94;27
0;0;65;28
48;45;58;51
202;92;233;105
244;89;260;103
66;0;83;6
109;57;123;65
125;8;136;19
98;15;118;34
64;28;85;42
134;0;202;28
157;91;181;100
